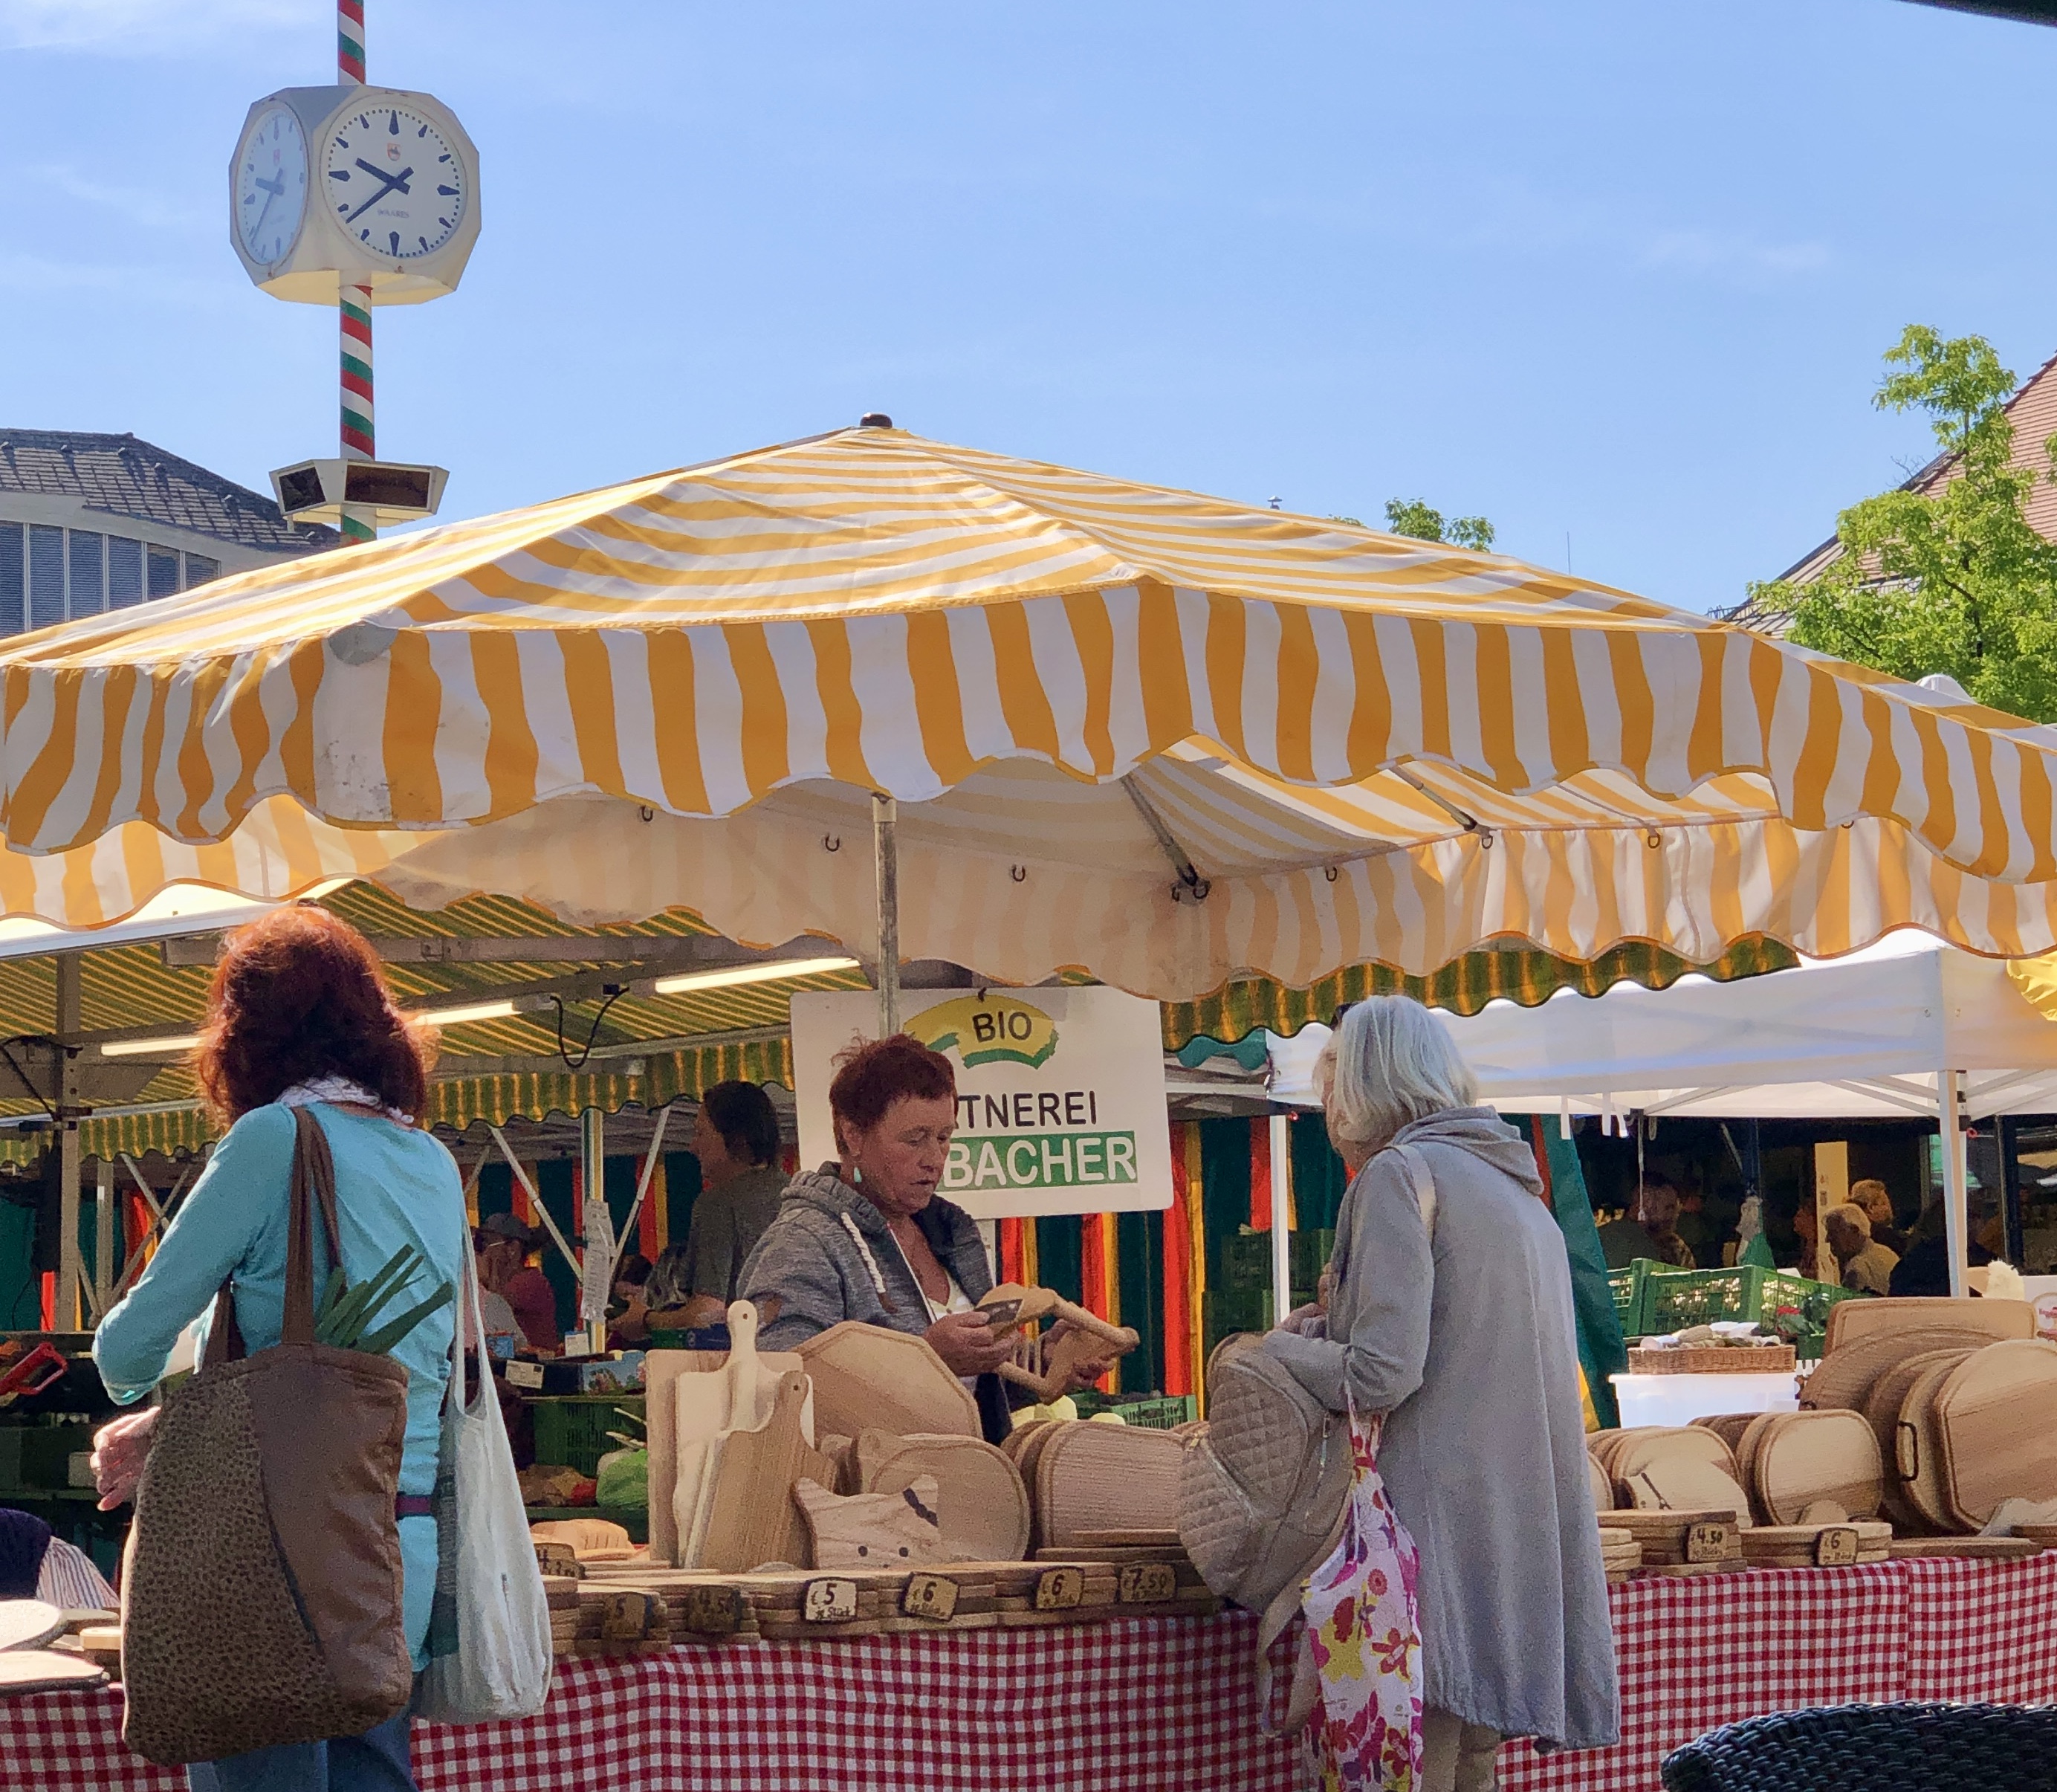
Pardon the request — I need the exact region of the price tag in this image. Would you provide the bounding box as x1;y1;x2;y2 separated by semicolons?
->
676;1585;744;1635
1815;1527;1860;1568
534;1542;581;1578
1685;1522;1735;1564
803;1578;859;1623
599;1591;651;1641
1034;1567;1084;1611
901;1573;961;1621
1118;1562;1177;1604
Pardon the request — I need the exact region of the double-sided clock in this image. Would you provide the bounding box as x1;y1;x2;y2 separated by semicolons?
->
229;85;482;304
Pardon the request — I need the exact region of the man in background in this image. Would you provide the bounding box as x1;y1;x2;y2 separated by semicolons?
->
1824;1202;1898;1295
621;1082;787;1336
1596;1180;1697;1269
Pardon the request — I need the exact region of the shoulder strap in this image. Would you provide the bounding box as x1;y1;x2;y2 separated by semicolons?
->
281;1107;344;1346
1387;1141;1436;1238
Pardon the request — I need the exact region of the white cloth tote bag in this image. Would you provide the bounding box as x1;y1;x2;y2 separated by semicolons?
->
413;1252;553;1723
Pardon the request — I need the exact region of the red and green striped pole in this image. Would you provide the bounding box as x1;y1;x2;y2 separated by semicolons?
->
338;1;375;544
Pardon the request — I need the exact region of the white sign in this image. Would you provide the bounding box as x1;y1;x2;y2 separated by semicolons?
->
791;987;1173;1221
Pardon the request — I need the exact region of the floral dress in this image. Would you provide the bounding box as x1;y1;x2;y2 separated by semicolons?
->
1300;1411;1425;1791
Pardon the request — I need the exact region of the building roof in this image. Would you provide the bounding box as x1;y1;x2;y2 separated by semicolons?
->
1723;348;2057;634
0;429;337;554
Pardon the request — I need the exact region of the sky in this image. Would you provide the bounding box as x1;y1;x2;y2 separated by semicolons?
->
4;0;2056;615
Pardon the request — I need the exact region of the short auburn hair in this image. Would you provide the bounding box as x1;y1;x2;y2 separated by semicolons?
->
829;1033;955;1148
194;907;434;1125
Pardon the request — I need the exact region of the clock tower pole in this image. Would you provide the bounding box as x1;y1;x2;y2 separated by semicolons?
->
336;0;375;545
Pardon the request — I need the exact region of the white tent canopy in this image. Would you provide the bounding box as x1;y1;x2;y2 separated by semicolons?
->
1429;931;2057;1297
1443;931;2057;1122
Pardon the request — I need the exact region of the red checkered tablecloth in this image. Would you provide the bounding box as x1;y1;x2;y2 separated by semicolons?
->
3;1613;1297;1792
12;1562;2057;1791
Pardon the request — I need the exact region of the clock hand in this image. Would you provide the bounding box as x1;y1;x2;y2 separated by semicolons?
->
343;162;415;224
253;172;285;198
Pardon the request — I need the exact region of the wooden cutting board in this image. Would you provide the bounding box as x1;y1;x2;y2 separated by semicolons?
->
0;1650;106;1695
1034;1422;1184;1550
1751;1410;1884;1524
0;1599;65;1652
1893;1353;1968;1533
697;1371;821;1572
858;1430;1031;1562
1825;1297;2034;1356
1888;1534;2045;1559
1689;1413;1760;1456
1588;1453;1613;1514
1800;1325;2002;1414
678;1304;810;1567
1864;1348;1975;1532
1622;1456;1755;1526
1932;1339;2057;1530
644;1347;725;1566
1613;1426;1738;1484
794;1322;980;1443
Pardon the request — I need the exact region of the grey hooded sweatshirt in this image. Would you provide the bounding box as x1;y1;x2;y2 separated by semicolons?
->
1264;1106;1620;1751
737;1167;994;1350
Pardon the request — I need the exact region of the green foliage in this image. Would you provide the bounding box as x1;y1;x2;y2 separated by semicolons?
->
313;1243;453;1353
1382;496;1496;552
1747;325;2057;722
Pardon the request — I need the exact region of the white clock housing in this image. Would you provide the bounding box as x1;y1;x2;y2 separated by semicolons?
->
229;85;482;305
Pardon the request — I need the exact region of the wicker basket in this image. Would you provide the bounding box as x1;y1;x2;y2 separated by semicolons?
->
1626;1344;1797;1376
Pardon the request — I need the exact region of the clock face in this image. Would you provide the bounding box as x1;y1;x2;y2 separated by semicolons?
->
323;101;467;262
234;103;308;267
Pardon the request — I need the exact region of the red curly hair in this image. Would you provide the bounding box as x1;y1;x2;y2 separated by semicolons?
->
194;907;435;1125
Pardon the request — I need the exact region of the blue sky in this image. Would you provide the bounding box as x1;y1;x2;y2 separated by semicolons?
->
4;0;2054;615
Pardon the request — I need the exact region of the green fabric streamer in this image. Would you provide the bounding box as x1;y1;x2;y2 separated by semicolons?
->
1531;1118;1627;1430
1739;1229;1778;1270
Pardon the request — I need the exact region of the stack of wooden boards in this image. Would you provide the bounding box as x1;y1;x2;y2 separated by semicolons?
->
1604;1509;1744;1576
640;1305;1188;1573
0;1599;112;1695
1587;1296;2057;1569
1597;1528;1640;1583
578;1537;1217;1644
544;1576;676;1660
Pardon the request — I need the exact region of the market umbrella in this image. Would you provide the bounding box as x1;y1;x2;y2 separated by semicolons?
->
8;421;2057;994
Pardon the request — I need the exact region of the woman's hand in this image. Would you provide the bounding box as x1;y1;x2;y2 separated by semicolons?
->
924;1310;1015;1378
91;1407;161;1511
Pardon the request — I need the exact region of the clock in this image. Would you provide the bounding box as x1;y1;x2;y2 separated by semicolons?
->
232;101;308;269
320;98;467;265
229;85;482;305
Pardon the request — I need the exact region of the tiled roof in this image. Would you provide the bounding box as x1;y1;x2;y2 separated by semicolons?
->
0;430;337;554
1725;349;2057;636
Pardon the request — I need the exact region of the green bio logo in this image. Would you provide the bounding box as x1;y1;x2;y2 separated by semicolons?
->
909;994;1059;1070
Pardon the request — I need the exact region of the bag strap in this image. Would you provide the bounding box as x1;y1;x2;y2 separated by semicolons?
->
200;1107;346;1365
1387;1141;1437;1237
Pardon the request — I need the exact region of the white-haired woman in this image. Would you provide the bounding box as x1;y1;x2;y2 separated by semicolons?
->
1264;995;1618;1791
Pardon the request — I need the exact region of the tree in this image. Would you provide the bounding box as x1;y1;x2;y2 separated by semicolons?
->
1332;499;1497;551
1747;326;2057;722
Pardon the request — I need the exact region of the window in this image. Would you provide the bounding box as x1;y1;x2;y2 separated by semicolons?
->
28;525;65;630
68;531;104;618
146;545;179;601
108;536;143;607
0;523;21;634
182;553;220;589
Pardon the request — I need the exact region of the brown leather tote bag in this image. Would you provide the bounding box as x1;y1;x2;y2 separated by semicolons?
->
121;1109;415;1766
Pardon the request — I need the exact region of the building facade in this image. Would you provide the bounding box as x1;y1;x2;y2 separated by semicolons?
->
0;430;335;635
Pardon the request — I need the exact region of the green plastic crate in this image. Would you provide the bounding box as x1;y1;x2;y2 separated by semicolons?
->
1070;1391;1199;1429
1220;1228;1336;1293
1641;1266;1865;1339
1607;1261;1655;1337
528;1395;645;1478
0;1422;97;1492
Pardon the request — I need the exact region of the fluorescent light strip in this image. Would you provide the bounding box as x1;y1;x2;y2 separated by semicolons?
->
409;997;519;1026
100;1032;202;1058
649;955;861;997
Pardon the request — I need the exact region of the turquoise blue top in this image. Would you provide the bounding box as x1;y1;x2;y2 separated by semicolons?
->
94;1102;470;1667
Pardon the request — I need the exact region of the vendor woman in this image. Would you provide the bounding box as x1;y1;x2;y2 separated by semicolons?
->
741;1032;1110;1442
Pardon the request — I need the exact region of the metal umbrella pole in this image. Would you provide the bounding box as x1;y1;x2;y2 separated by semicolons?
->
873;792;900;1035
336;0;376;546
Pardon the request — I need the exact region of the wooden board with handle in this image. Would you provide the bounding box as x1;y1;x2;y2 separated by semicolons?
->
794;1322;980;1443
697;1370;820;1572
1932;1338;2057;1530
644;1347;724;1566
1824;1296;2034;1356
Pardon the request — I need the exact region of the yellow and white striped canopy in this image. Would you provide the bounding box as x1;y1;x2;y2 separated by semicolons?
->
7;424;2057;992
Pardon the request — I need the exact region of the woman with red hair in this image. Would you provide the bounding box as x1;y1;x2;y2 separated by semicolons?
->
91;906;470;1792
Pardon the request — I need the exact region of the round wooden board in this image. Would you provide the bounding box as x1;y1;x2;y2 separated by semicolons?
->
1863;1348;1975;1530
0;1650;107;1696
1752;1410;1884;1524
0;1600;65;1653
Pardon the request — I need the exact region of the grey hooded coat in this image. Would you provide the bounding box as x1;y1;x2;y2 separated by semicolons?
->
1263;1107;1620;1750
738;1168;995;1353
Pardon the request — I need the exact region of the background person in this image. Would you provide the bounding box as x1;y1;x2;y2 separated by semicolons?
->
1263;995;1618;1786
88;907;468;1792
739;1034;1109;1443
1596;1180;1694;1269
624;1082;788;1336
1824;1201;1899;1295
477;1212;560;1353
1850;1178;1908;1257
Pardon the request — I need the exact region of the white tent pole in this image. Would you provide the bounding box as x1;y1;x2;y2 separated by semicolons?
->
1939;1068;1969;1300
487;1122;581;1275
1269;1112;1292;1324
873;792;900;1036
613;1102;673;1255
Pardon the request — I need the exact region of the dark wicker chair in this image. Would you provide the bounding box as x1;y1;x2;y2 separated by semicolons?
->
1661;1702;2057;1791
